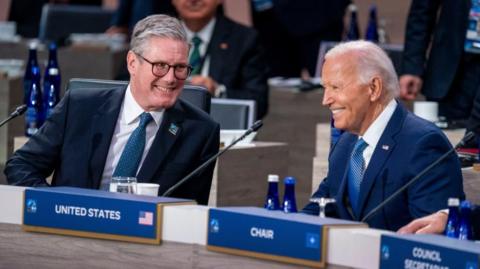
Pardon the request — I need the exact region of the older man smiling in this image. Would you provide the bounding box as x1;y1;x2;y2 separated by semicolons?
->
302;41;464;231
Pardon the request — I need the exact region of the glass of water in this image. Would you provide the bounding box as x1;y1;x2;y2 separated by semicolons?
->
110;177;137;194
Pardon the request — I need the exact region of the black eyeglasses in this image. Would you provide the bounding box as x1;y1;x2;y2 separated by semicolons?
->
136;53;192;80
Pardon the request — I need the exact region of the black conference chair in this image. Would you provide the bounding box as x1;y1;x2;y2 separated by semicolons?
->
38;4;114;44
210;98;256;129
67;78;211;113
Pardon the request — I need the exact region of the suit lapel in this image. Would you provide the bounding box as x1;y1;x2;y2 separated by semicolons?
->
356;103;406;218
136;101;185;182
88;87;126;189
207;16;230;80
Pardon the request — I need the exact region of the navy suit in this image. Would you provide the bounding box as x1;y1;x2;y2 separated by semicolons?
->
206;15;269;119
303;102;464;231
4;87;220;205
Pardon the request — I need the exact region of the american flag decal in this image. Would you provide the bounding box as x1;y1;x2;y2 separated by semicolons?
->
138;211;154;226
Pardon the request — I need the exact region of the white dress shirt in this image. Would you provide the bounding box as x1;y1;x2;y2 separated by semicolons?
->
183;18;216;77
359;99;397;168
100;85;164;188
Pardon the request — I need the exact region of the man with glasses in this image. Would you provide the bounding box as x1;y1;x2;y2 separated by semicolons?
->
4;15;220;205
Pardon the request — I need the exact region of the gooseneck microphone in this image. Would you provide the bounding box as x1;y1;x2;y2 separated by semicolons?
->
162;120;264;197
361;131;475;223
0;104;27;128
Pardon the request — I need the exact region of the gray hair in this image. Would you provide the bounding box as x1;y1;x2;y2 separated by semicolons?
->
130;14;188;55
325;40;399;99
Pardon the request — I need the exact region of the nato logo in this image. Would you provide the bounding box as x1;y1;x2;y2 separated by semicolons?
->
305;233;320;249
209;218;220;233
381;245;390;260
26;199;37;213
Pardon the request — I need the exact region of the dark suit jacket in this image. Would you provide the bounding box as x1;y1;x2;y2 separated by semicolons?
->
110;0;176;31
207;15;269;119
401;0;470;100
4;86;220;205
303;102;465;231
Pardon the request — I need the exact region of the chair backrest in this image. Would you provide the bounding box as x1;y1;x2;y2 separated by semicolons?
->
38;4;114;44
67;78;211;113
210;98;256;129
315;41;404;76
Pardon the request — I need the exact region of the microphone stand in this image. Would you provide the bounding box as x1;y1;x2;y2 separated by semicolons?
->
162;120;263;197
0;105;27;128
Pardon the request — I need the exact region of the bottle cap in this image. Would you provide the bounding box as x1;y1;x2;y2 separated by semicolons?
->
268;174;279;182
348;4;357;12
447;198;460;207
49;42;57;50
284;176;296;184
28;41;38;50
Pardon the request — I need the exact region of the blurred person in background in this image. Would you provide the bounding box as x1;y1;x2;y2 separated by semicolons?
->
106;0;177;35
400;0;480;135
251;0;349;78
172;0;269;119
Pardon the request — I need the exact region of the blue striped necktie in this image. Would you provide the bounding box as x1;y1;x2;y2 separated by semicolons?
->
347;138;368;216
112;112;153;177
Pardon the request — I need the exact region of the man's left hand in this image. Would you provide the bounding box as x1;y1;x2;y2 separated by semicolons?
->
397;211;448;235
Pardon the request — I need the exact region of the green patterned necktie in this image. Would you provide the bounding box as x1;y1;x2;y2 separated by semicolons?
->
112;112;153;177
189;36;202;75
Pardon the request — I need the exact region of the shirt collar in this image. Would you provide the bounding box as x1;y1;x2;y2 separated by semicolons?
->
183;17;216;46
122;84;164;126
361;99;397;149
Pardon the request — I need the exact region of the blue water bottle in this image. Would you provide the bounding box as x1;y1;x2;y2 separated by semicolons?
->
23;42;39;104
43;68;59;121
264;174;280;210
365;4;379;42
43;42;61;103
282;176;298;213
330;118;344;149
25;66;43;137
444;198;460;238
458;200;473;240
346;4;360;41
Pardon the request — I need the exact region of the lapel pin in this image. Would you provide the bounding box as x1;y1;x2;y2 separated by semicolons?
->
168;123;179;136
382;145;389;150
220;42;228;50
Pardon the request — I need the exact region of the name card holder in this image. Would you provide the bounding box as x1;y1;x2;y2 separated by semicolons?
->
379;234;480;269
22;187;194;244
207;207;366;268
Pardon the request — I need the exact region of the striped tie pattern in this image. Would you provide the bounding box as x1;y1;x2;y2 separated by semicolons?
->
347;138;368;216
189;36;202;75
112;112;153;177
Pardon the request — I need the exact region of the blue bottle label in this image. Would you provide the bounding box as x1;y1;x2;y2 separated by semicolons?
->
25;107;39;136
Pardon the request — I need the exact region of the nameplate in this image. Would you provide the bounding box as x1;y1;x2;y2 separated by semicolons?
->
379;234;480;269
207;207;366;268
22;187;194;244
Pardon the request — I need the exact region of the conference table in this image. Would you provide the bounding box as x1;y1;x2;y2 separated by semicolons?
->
0;222;323;269
0;184;359;269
